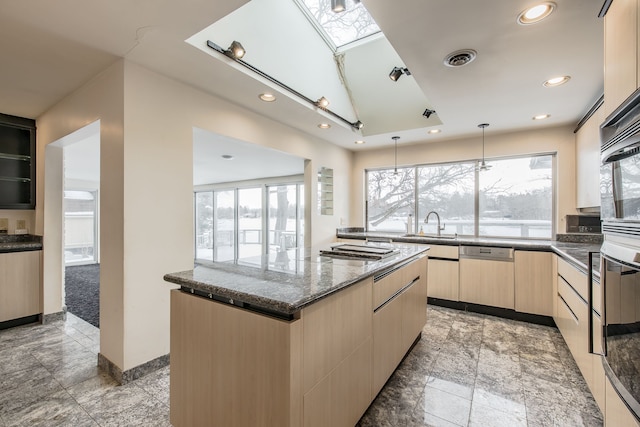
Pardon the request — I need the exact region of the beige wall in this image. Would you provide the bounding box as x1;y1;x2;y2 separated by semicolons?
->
350;125;577;235
0;210;35;234
35;59;352;372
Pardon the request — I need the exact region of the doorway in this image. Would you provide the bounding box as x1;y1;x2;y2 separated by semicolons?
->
51;121;101;328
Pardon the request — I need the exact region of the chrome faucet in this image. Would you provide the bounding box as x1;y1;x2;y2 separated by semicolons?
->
424;211;445;236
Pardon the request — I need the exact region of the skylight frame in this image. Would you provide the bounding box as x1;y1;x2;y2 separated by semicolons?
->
293;0;382;51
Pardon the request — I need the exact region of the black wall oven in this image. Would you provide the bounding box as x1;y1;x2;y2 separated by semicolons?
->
601;87;640;421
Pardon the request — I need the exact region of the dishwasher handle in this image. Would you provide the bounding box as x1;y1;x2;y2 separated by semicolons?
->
459;245;514;261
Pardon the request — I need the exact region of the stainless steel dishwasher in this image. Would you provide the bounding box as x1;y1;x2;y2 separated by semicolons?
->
458;245;515;309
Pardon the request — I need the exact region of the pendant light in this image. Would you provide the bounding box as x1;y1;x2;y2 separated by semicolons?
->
477;123;492;171
392;136;400;175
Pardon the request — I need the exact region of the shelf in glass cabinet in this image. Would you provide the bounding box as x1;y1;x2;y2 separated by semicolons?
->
0;152;30;162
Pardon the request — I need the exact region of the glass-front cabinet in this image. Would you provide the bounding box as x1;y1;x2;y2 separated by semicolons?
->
0;113;36;209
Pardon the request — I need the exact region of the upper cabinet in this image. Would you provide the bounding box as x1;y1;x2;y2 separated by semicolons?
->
604;0;639;117
576;101;605;208
0;113;35;210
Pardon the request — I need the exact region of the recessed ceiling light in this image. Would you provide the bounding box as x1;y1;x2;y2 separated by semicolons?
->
355;140;366;145
221;154;234;160
318;123;331;129
543;75;570;87
428;129;441;134
533;114;550;120
518;2;556;25
259;93;276;102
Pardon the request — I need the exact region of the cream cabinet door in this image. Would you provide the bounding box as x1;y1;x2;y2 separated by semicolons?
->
514;251;553;316
604;0;638;116
0;251;41;322
427;258;459;301
459;258;514;309
575;105;604;209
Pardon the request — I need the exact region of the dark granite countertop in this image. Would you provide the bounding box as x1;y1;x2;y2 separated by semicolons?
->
164;243;429;316
0;235;43;253
336;230;602;279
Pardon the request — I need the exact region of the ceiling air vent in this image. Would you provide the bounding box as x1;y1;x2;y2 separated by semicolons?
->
443;49;477;67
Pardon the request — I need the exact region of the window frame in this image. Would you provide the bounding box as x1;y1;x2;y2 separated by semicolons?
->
194;178;304;263
365;153;557;240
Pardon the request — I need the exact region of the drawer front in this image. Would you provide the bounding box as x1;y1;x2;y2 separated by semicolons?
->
558;275;587;322
557;257;588;301
374;258;423;309
427;245;459;260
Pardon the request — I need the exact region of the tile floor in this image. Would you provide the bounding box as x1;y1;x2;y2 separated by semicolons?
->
0;306;602;427
358;305;603;427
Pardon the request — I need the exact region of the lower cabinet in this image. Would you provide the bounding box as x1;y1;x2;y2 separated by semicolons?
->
426;245;459;301
0;250;41;322
170;254;428;427
554;255;605;413
605;379;640;427
373;256;427;396
459;257;514;309
514;251;553;316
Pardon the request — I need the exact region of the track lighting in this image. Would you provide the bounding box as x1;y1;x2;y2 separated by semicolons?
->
316;97;330;109
225;41;245;59
423;109;436;119
389;67;411;81
332;0;346;12
206;40;363;131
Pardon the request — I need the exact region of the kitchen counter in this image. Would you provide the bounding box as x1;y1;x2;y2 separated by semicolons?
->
0;235;42;253
163;243;429;317
336;230;601;278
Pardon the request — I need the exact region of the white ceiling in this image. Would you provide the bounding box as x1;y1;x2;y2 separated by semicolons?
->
0;0;604;154
192;128;304;186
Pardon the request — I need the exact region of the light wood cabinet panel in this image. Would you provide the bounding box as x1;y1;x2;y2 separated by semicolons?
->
0;250;41;322
514;251;553;316
591;314;605;413
373;265;404;309
170;290;302;427
427;259;459;301
459;258;514;309
606;379;640;427
576;105;605;208
303;338;372;427
428;245;458;259
372;293;403;396
604;0;638;117
558;257;589;301
402;262;428;351
302;278;372;393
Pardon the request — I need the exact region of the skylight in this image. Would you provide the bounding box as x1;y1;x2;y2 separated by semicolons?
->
297;0;381;49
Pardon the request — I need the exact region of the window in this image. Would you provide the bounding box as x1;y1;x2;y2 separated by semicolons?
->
268;184;303;253
479;156;553;238
238;188;262;259
366;154;555;239
195;192;213;260
417;163;475;236
214;190;235;261
367;167;415;232
64;190;98;265
195;182;304;262
296;0;381;49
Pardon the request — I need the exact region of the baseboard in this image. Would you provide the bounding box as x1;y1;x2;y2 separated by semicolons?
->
427;298;556;327
98;352;170;385
0;314;40;330
42;310;65;324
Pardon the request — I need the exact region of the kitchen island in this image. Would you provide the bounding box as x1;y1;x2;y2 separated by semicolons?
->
164;243;429;427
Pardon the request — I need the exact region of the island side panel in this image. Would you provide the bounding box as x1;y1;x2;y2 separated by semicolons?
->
170;289;302;427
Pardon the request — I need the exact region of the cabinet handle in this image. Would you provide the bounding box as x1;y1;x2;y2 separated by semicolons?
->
587;251;604;356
